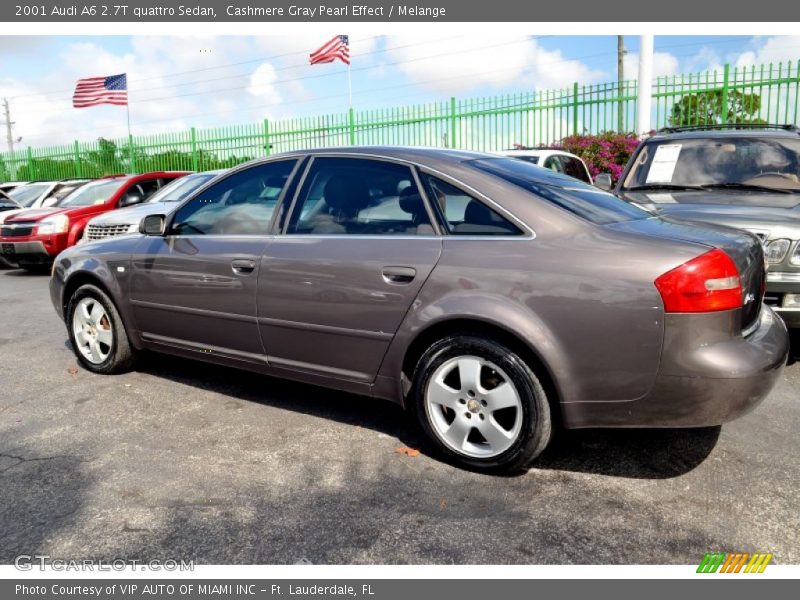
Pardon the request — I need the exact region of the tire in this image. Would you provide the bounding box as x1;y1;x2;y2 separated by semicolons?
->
411;334;552;474
66;283;138;374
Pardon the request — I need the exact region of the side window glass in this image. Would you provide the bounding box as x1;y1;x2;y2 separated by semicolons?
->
562;157;588;182
170;161;296;235
136;179;161;200
287;157;435;236
420;174;522;236
543;156;564;173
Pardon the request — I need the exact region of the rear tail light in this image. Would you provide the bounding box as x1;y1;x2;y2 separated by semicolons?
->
655;248;743;313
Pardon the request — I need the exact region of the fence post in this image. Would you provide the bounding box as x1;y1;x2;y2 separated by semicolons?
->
348;108;356;145
263;119;271;156
73;140;82;178
26;146;35;180
190;127;199;171
721;63;731;124
450;96;457;149
128;134;137;173
573;82;579;135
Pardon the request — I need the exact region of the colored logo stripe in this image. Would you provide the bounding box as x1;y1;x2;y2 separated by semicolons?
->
697;552;772;573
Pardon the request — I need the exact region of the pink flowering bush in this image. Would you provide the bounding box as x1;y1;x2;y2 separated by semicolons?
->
554;132;642;184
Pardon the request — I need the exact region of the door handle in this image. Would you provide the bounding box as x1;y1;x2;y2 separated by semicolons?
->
231;259;256;274
382;266;416;284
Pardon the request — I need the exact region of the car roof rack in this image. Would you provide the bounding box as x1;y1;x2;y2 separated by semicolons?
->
657;123;800;134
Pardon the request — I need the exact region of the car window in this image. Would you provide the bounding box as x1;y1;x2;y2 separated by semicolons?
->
420;174;522;236
7;183;50;207
287;157;435;236
147;173;218;203
134;179;162;200
468;157;649;225
170;161;295;236
59;179;128;207
543;156;564;173
562;157;591;183
622;136;800;192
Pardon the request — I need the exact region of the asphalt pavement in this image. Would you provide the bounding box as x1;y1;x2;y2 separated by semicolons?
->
0;268;798;564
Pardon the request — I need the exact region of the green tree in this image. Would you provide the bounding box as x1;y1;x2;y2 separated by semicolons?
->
669;89;767;126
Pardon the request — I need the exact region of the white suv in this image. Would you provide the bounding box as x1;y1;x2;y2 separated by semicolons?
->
498;150;593;184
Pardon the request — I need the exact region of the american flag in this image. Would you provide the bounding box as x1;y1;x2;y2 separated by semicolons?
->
72;73;128;108
309;35;350;66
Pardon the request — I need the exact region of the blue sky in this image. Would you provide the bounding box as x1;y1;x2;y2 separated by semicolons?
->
1;35;799;146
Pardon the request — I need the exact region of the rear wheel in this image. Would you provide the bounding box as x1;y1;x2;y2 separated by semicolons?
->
66;284;138;374
412;334;552;473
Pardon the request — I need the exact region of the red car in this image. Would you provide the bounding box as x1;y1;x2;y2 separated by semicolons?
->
0;172;189;270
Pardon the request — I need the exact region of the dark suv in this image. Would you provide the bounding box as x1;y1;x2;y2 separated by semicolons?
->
605;125;800;329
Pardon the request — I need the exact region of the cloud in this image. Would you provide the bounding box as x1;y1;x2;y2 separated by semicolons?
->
734;36;800;69
383;35;604;94
623;51;680;80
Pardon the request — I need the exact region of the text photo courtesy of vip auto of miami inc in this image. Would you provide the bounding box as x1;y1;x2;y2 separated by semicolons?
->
0;19;799;588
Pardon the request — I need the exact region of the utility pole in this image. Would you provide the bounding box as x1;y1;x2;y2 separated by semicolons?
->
2;98;15;156
637;35;654;136
1;98;16;180
617;36;626;132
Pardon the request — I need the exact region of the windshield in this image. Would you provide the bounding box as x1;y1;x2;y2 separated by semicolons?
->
59;179;127;207
147;172;217;203
623;136;800;194
8;183;50;207
469;157;649;224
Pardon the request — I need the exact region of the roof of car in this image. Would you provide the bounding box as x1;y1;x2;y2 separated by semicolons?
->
650;125;800;142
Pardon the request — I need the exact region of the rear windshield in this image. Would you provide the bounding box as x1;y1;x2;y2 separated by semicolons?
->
468;157;649;224
59;179;127;207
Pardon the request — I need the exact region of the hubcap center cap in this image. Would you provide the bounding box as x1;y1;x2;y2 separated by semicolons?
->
466;398;481;413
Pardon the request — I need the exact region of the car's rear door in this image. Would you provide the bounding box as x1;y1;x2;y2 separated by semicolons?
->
256;155;443;383
129;160;299;365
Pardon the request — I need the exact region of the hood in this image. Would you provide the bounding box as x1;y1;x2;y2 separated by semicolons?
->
88;202;179;227
4;206;70;223
619;190;800;241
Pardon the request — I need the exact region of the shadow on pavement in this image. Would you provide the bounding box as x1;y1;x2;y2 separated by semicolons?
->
134;352;720;480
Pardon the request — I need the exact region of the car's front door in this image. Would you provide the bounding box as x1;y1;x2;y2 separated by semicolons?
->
129;160;298;365
257;156;443;383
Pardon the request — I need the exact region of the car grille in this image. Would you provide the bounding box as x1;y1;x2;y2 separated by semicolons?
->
1;222;36;237
85;223;135;241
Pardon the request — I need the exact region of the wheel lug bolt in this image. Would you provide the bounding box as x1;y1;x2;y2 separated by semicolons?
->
458;399;465;404
465;413;471;419
480;400;487;407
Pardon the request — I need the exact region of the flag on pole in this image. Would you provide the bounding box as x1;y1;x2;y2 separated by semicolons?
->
309;35;350;65
72;74;128;108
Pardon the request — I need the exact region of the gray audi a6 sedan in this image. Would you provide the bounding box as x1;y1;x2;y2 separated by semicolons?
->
50;147;789;472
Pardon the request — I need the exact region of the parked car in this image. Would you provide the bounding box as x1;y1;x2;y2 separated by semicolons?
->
1;172;188;270
603;124;800;330
81;170;226;243
0;179;93;224
50;148;788;472
499;149;593;183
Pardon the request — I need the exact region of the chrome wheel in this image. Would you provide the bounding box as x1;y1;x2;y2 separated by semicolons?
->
424;355;523;459
72;297;113;365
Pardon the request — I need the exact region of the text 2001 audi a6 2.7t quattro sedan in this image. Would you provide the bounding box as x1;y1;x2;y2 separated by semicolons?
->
49;148;789;472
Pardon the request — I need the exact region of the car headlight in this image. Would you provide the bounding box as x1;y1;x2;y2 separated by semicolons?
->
37;214;69;235
791;241;800;266
764;238;791;264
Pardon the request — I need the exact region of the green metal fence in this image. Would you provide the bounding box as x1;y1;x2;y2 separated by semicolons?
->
2;60;799;182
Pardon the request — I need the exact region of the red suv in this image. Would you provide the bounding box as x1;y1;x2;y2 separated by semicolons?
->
0;172;189;270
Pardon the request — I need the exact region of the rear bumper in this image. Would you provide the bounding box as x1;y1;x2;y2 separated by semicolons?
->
0;240;52;265
562;306;789;428
765;271;800;329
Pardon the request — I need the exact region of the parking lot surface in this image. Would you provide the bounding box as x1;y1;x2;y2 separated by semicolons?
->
1;269;798;564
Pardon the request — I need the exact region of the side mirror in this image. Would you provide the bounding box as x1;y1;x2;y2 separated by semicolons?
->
139;214;166;236
119;193;143;207
594;173;614;191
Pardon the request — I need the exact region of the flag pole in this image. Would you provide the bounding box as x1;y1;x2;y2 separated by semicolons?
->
124;76;135;172
347;61;352;110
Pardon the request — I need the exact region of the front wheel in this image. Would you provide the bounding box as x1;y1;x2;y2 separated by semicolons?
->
412;334;552;473
66;284;138;374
